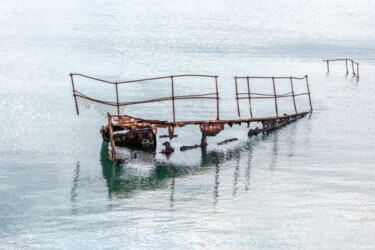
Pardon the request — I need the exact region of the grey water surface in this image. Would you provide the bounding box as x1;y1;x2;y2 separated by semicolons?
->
1;0;375;248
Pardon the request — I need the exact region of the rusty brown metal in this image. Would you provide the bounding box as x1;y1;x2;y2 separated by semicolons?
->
323;59;359;81
70;73;79;115
215;76;220;120
170;76;176;122
246;77;253;119
108;113;116;161
234;75;310;118
290;77;297;114
346;59;348;74
305;75;313;111
234;77;240;117
73;73;313;161
115;82;120;116
272;77;279;117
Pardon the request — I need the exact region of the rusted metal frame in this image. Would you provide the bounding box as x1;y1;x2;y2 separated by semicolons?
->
246;77;253;119
115;82;120;116
290;77;298;114
107;113;116;161
234;77;241;117
215;76;220;120
305;75;313;111
70;73;80;115
110;112;311;128
171;76;176;122
323;59;359;80
272;77;279;117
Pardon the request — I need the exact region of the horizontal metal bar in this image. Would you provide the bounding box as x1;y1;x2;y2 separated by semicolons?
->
117;74;218;84
70;73;218;85
323;59;359;64
237;92;308;99
235;76;307;80
70;73;115;84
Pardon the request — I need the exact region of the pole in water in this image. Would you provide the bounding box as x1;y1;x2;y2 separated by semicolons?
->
346;59;349;74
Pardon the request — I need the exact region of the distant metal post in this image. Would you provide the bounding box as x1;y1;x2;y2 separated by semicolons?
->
70;73;79;115
345;59;349;74
351;60;355;75
305;75;313;111
290;77;298;114
327;61;329;73
170;76;176;122
272;77;279;117
215;76;220;120
246;77;253;119
357;63;359;80
115;82;120;116
234;77;240;117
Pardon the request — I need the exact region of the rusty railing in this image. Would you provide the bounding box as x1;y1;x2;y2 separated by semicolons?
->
234;76;312;118
323;59;359;81
70;73;220;121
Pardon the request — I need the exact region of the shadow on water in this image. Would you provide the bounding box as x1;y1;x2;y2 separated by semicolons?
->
98;116;310;200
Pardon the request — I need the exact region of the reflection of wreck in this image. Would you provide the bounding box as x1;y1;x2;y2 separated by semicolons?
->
70;73;312;161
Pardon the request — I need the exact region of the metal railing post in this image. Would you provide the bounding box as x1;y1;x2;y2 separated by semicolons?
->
272;77;279;117
290;77;297;114
115;82;120;116
246;77;253;119
357;63;359;80
70;73;79;115
346;59;349;74
234;77;240;117
170;76;176;122
305;75;313;111
215;76;220;120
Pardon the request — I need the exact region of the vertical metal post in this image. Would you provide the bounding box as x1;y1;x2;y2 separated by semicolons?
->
357;63;359;80
108;113;116;161
346;59;349;74
246;77;253;119
215;76;220;120
305;75;313;111
170;76;176;122
70;73;79;115
290;77;297;114
351;60;355;75
272;77;278;117
327;61;329;73
115;82;120;116
234;77;241;117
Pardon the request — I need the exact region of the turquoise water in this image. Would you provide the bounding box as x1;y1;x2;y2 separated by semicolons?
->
1;0;375;248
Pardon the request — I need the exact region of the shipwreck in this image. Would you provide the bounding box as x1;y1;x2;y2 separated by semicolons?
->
70;73;313;162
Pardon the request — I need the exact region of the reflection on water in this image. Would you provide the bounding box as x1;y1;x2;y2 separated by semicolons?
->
97;126;292;202
70;161;80;213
